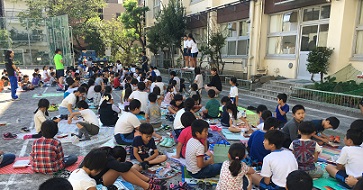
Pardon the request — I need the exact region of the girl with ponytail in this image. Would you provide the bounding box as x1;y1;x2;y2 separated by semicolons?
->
216;143;255;190
99;94;121;126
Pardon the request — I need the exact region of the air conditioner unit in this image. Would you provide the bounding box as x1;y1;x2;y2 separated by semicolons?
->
227;22;233;30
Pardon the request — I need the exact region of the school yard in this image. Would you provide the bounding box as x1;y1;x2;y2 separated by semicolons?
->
0;68;360;190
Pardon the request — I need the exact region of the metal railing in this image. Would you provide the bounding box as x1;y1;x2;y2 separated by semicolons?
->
291;87;363;109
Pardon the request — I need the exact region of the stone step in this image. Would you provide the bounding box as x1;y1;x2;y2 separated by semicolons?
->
269;79;313;88
255;88;281;97
249;91;277;101
261;84;292;93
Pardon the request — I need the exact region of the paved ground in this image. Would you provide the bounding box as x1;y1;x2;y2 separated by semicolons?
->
0;68;360;189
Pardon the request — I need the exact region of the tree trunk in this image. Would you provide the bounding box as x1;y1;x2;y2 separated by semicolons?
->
320;72;324;83
311;73;315;82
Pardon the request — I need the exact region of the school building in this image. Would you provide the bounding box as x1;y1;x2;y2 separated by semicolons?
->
145;0;363;82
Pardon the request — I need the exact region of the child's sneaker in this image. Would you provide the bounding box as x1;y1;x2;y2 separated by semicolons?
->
3;133;17;140
23;134;32;140
21;127;30;133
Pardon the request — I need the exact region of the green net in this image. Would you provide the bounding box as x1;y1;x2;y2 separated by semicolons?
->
0;15;72;66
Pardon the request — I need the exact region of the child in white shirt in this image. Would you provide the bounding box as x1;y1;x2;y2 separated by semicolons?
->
229;77;239;105
128;82;148;113
252;130;298;189
68;101;100;141
326;128;363;188
68;149;107;190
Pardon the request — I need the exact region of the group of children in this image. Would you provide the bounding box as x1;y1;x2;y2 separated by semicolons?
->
2;61;363;190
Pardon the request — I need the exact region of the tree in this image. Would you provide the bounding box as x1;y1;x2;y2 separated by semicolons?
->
99;18;140;65
199;31;227;74
121;0;149;50
150;0;186;67
0;29;12;49
18;0;106;52
307;47;334;83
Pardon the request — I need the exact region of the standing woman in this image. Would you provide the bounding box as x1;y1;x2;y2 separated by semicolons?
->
5;50;19;100
183;35;190;69
188;33;198;69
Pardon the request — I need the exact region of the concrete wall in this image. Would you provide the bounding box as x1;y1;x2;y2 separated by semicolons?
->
103;2;125;20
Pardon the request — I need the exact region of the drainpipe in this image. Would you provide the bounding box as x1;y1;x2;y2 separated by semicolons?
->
247;0;255;81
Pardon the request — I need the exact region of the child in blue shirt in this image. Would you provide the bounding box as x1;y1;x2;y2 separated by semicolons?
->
275;93;289;128
220;96;231;127
248;117;279;164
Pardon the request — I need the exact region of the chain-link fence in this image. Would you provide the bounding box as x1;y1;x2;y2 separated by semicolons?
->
0;15;72;67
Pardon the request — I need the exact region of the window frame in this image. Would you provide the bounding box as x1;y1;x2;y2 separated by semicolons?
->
220;20;250;57
266;10;299;58
352;0;363;60
153;0;160;18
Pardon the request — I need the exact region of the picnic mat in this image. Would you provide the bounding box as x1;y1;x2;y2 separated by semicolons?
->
313;163;348;190
219;106;259;126
181;166;219;185
97;178;134;190
0;156;84;174
318;145;341;162
17;120;114;148
208;130;225;144
221;128;249;141
32;92;64;98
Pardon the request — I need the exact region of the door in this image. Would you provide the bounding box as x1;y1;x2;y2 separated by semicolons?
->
297;24;329;81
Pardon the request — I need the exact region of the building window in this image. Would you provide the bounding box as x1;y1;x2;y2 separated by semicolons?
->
354;1;363;56
267;11;298;55
153;0;160;18
220;20;249;56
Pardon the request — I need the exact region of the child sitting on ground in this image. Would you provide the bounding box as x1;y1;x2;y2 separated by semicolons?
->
145;93;162;128
131;123;167;171
99;94;121;127
93;85;102;108
216;143;255;190
281;104;305;148
220;96;231;127
325;128;363;188
68;100;100;141
93;146;166;189
227;102;250;133
186;120;222;179
114;99;142;145
256;110;272;131
286;170;313;190
21;75;34;90
151;86;164;106
172;111;199;159
129;82;148;114
122;84;132;108
191;94;202;112
202;90;220;119
24;99;61;139
275;93;289;128
311;116;340;145
255;104;268;125
164;85;174;105
68;149;108;190
247;117;279;164
59;87;87;115
30;120;77;174
251;130;298;189
289;121;323;178
168;94;184;114
32;73;41;87
173;98;195;137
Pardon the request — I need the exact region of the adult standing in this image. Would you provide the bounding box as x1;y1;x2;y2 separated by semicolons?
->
54;49;64;79
141;51;149;73
188;33;198;69
204;68;222;96
183;35;190;69
5;50;19;100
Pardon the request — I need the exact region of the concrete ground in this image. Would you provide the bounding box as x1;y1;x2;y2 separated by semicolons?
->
0;68;360;190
